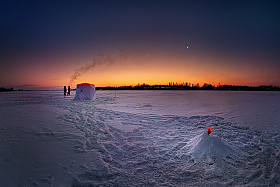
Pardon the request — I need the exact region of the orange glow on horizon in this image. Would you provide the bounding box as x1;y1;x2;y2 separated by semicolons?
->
4;51;280;90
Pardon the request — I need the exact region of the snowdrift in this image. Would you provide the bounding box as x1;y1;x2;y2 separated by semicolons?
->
181;132;238;166
188;133;235;156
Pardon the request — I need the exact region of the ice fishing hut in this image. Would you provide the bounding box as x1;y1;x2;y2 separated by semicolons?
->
73;83;96;100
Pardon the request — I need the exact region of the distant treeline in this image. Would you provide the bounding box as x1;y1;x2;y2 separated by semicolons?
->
96;83;280;91
0;87;13;92
1;84;279;92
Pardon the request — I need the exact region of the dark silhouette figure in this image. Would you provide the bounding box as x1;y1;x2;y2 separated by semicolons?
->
208;128;211;135
64;86;67;96
67;86;70;95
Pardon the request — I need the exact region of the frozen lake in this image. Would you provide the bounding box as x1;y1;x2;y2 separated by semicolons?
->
97;90;280;133
0;90;279;186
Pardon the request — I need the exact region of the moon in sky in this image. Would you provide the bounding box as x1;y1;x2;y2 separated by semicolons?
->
186;46;189;49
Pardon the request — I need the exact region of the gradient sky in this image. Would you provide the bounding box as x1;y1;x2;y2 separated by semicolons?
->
1;0;280;89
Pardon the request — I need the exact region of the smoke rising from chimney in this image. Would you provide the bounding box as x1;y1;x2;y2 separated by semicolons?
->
69;51;152;85
69;53;113;85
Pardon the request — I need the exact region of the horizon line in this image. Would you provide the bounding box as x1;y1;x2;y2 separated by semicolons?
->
2;83;280;91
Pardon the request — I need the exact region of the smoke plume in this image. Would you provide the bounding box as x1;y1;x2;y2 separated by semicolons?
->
69;51;150;85
69;53;114;85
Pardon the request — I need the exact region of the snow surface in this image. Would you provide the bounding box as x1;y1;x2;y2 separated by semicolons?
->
0;90;279;186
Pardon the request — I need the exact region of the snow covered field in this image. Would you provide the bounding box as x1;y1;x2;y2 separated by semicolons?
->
0;90;279;186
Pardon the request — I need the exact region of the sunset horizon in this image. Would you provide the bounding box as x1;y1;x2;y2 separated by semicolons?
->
4;80;280;91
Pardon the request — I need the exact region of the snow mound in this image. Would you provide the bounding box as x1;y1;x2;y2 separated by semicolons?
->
178;132;239;167
188;133;235;156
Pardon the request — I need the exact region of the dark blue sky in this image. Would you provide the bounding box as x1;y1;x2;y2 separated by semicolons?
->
1;0;280;88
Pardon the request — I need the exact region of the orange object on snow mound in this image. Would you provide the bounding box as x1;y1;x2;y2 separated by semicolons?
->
208;128;211;135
